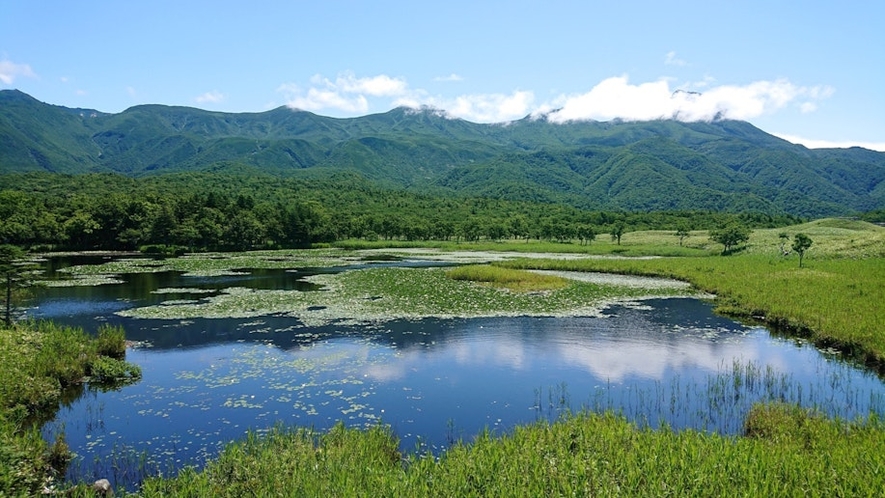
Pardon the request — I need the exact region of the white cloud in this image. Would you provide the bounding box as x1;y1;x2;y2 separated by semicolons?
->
665;51;688;66
126;86;137;97
430;90;535;123
434;73;464;82
195;90;225;104
281;72;526;121
543;75;834;124
772;133;885;152
335;73;408;96
280;72;407;113
799;102;817;113
279;82;370;113
0;58;36;84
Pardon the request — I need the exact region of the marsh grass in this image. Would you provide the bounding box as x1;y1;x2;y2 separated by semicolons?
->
445;265;570;292
130;401;885;497
95;324;127;359
0;322;142;496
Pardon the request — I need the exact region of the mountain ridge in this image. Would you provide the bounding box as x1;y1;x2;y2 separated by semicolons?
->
1;89;883;217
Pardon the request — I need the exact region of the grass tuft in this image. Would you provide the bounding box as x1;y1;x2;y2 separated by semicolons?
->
446;265;570;292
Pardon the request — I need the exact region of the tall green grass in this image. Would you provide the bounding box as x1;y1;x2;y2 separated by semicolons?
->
0;322;141;496
130;405;885;497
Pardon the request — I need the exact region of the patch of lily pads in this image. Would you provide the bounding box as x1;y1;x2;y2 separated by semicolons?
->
56;249;356;277
117;266;701;325
41;274;126;287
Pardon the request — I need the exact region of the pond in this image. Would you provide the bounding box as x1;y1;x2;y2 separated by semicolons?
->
27;253;885;489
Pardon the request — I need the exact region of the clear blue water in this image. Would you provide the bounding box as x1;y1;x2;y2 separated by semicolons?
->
27;256;885;490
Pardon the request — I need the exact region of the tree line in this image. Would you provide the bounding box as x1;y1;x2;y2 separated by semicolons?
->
0;170;802;252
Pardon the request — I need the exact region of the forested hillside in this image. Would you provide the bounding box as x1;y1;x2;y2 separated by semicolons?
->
2;89;884;217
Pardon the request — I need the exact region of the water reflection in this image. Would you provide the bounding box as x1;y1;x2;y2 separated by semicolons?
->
26;256;885;491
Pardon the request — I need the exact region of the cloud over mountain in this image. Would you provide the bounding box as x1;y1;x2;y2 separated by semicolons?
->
276;72;833;127
543;76;833;124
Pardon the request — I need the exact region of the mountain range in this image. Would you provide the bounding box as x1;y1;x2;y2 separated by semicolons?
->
1;89;883;217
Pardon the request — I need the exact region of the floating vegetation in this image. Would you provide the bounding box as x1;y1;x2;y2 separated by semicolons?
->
56;249;356;277
152;288;217;295
41;274;126;287
116;267;700;324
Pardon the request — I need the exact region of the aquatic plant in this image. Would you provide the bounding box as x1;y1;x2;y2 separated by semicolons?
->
445;265;570;292
95;324;127;359
116;266;696;324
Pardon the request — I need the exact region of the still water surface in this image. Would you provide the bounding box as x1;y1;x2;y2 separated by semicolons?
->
28;256;885;488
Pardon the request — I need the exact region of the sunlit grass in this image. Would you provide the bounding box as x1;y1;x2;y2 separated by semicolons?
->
336;237;712;257
130;403;885;497
446;265;570;292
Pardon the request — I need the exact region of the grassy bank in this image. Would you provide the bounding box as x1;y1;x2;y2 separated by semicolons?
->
500;255;885;367
126;404;885;497
333;238;711;257
0;322;141;496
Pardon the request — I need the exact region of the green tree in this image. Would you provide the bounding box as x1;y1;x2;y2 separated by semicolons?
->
0;245;37;326
609;222;625;245
508;215;530;242
792;233;813;267
224;212;265;251
459;218;482;242
63;211;101;249
675;224;690;246
710;224;751;254
576;224;596;246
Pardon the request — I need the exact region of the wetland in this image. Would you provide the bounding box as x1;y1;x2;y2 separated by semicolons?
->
25;249;885;490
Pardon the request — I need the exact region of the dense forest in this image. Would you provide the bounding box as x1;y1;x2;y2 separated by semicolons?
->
0;168;802;252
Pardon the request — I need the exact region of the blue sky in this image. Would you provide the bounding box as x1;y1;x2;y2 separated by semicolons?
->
2;0;883;150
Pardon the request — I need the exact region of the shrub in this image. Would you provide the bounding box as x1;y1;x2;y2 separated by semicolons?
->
95;324;127;359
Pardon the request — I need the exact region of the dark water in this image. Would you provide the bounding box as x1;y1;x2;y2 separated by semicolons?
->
27;256;885;489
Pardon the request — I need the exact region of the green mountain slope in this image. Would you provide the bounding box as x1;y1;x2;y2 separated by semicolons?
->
1;90;883;217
